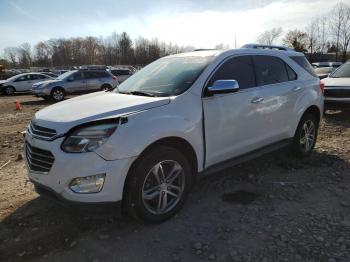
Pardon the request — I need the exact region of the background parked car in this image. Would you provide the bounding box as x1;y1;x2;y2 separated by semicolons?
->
31;69;119;102
0;73;53;95
109;68;133;83
314;67;336;79
312;62;343;68
323;62;350;111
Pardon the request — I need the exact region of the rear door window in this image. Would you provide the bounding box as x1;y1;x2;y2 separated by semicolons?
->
253;56;289;86
290;56;317;77
208;55;256;89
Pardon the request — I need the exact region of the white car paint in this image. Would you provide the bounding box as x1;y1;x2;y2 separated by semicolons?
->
25;48;324;205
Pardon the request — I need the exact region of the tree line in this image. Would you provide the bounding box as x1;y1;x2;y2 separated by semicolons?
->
1;32;195;69
257;2;350;62
2;1;350;69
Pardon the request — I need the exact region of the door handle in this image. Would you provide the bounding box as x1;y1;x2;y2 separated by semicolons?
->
251;97;264;104
293;86;302;91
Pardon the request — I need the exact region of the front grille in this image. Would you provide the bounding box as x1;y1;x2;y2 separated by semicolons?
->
28;122;57;140
324;88;350;98
25;143;55;173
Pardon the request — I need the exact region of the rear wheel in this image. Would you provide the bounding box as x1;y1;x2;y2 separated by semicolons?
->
101;84;112;91
4;86;15;95
291;113;318;157
124;146;192;223
51;87;65;102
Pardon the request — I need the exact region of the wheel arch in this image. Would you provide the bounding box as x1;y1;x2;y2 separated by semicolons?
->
51;86;65;93
302;105;321;125
101;83;112;90
294;105;321;136
122;136;198;207
4;85;16;92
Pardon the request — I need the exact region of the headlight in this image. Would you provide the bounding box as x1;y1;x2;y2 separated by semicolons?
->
61;121;118;153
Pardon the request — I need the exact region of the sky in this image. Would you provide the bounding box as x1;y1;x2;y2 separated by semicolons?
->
0;0;348;54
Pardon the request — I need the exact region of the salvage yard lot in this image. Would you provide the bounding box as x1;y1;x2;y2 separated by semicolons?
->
0;94;350;262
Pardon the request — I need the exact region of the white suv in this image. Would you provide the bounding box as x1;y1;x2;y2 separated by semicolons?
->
25;45;324;222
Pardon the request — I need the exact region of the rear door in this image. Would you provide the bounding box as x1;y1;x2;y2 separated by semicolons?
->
86;71;104;92
251;55;298;141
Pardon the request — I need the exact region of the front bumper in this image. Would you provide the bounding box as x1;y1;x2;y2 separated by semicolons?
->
31;88;50;97
25;133;136;204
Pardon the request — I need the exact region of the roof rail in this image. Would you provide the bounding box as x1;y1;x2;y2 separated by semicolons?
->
241;44;294;51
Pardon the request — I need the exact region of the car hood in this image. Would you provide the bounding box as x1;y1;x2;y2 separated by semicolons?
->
33;92;170;134
323;77;350;87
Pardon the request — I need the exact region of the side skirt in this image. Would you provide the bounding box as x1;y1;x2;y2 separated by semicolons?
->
199;138;293;176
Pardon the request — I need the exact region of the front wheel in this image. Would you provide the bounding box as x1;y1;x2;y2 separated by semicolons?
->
4;86;15;95
291;113;318;157
51;88;65;102
101;84;112;91
124;146;192;223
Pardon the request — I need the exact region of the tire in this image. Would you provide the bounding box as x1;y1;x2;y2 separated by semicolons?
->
101;84;112;91
291;113;319;157
124;146;193;223
4;86;15;95
50;87;65;102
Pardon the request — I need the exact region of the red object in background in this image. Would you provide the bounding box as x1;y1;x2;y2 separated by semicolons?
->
15;101;21;110
320;80;325;94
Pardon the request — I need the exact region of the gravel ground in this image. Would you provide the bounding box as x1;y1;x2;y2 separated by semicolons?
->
0;94;350;262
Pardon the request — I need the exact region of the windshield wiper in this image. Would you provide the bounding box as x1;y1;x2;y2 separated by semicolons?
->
119;91;156;97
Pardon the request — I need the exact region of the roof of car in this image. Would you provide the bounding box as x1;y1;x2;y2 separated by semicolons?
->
170;46;303;59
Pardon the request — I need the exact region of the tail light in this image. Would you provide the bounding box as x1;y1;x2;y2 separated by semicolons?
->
112;75;117;81
320;80;325;94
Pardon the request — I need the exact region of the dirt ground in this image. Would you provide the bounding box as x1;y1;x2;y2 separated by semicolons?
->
0;94;350;262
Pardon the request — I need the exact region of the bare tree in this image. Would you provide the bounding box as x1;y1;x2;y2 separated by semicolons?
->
257;27;283;45
18;43;32;68
339;4;350;61
282;30;308;52
317;16;329;53
329;2;349;61
3;47;18;67
305;20;319;55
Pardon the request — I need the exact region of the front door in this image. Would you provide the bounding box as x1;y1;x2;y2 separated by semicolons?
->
203;55;265;167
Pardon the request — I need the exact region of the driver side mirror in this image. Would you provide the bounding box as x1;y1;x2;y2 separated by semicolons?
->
207;80;239;95
67;77;74;82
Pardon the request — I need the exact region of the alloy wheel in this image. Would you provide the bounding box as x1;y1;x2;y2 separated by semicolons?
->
299;120;315;152
52;89;64;101
142;160;185;215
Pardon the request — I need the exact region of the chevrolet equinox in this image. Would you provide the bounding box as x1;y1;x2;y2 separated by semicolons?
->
25;44;324;223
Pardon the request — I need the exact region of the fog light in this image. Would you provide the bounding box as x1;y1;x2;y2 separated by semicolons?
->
69;174;106;193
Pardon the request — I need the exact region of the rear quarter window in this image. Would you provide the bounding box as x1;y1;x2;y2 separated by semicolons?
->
253;55;289;85
290;56;317;77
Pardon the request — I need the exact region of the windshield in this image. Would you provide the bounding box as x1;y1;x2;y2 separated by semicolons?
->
330;63;350;78
56;71;74;80
116;56;213;96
